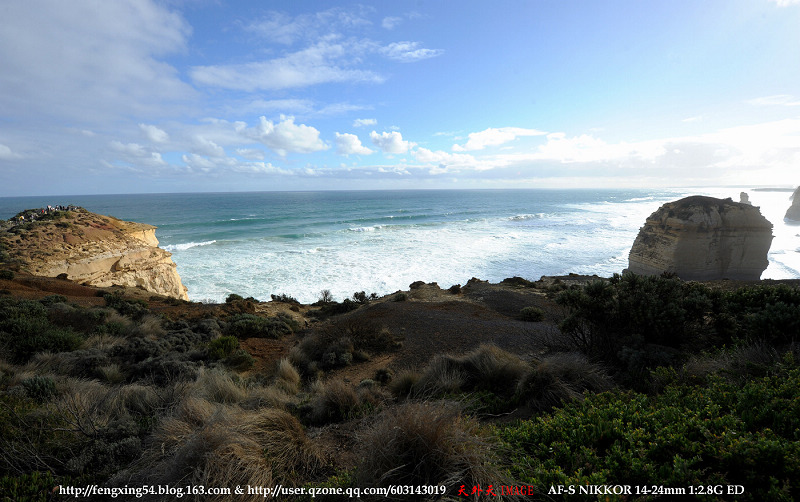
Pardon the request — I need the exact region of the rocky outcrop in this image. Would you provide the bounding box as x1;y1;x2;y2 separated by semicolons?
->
785;187;800;222
627;196;773;281
1;208;188;300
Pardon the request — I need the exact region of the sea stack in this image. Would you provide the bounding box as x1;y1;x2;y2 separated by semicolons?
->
1;207;189;300
627;196;773;281
785;186;800;222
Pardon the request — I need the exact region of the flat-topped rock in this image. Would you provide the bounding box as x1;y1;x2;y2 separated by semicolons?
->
627;196;773;281
1;208;189;300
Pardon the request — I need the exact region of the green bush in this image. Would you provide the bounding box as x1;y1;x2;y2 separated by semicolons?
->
224;348;255;371
497;367;800;501
21;375;57;402
0;298;84;363
103;293;149;319
0;269;14;280
207;335;239;360
225;313;297;339
519;306;544;322
39;294;68;306
225;293;245;303
0;471;61;502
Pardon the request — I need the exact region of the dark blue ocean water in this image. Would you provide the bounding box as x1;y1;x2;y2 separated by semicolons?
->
2;189;797;303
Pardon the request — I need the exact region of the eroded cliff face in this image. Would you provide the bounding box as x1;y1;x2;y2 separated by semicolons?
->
785;187;800;222
627;196;773;281
1;209;189;300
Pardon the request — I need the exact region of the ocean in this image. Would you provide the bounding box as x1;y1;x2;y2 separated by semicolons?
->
2;188;798;304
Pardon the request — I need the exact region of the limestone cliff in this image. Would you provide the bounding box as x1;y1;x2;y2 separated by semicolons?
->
1;208;189;300
785;186;800;222
627;196;773;281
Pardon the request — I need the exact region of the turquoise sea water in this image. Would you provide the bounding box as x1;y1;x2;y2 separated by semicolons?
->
2;189;798;303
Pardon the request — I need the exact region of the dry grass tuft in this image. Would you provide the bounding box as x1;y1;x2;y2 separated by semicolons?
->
190;367;247;404
412;344;529;398
275;357;301;394
356;401;511;498
138;403;322;501
516;352;613;411
310;378;360;424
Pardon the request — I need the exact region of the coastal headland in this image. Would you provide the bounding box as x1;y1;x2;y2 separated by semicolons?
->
1;207;800;500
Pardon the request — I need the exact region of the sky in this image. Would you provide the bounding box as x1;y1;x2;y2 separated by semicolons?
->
0;0;799;196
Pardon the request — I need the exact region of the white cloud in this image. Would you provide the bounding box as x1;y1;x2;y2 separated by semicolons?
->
247;116;329;155
139;124;169;143
236;148;265;160
682;116;704;123
245;8;372;46
382;16;403;29
453;127;548;151
0;144;21;160
110;140;166;167
0;0;193;124
370;131;415;154
335;133;373;155
193;137;225;157
353;118;377;128
413;147;476;167
746;94;800;106
191;40;383;91
769;0;800;6
111;141;148;157
380;41;444;62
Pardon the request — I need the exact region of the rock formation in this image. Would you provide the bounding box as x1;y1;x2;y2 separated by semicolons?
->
1;208;189;300
739;192;751;205
785;186;800;222
627;196;773;281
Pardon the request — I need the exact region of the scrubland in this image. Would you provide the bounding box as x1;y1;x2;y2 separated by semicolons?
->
1;270;799;501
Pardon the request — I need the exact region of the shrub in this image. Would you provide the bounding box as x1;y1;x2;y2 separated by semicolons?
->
312;298;361;317
498;369;800;501
0;471;62;502
39;294;68;306
448;284;462;294
226;313;296;339
356;401;510;494
207;336;239;360
103;293;149;320
21;375;57;402
224;349;255;371
555;273;722;372
393;293;407;302
0;271;14;282
0;299;84;363
519;306;544;322
271;293;300;304
225;293;245;303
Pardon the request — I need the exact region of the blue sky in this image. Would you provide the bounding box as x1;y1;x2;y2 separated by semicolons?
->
1;0;799;196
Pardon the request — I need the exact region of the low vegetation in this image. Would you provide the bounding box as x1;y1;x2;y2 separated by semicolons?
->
1;273;799;501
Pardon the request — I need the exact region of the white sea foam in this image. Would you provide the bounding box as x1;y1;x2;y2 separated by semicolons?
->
163;240;217;252
156;189;800;304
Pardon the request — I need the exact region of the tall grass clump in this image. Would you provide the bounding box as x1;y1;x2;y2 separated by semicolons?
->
130;402;322;501
356;401;511;497
515;352;613;412
412;344;528;398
